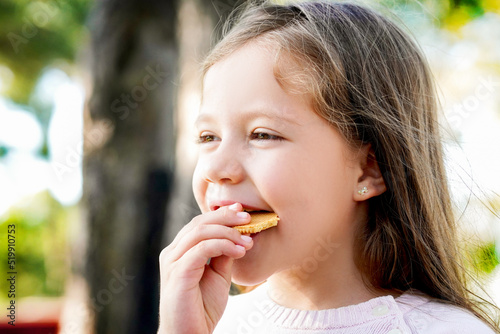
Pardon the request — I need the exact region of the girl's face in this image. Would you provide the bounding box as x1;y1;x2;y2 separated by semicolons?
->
193;41;365;286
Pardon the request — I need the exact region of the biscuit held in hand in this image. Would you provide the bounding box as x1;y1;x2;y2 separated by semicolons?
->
233;211;279;234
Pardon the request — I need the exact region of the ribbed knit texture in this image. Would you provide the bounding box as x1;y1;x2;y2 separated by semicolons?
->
213;282;495;334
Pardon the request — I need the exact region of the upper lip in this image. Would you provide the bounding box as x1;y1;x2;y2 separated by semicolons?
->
208;200;272;212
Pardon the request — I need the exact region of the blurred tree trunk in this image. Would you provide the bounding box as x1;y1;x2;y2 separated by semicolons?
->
84;0;255;333
84;0;178;333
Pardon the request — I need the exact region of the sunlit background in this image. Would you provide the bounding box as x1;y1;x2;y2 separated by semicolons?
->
0;0;499;333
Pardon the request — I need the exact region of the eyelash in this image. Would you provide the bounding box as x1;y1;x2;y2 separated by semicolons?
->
196;132;283;144
250;132;283;141
196;134;218;144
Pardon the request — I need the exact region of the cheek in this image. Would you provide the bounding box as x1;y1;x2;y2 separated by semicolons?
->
192;162;207;211
264;148;352;211
262;147;355;245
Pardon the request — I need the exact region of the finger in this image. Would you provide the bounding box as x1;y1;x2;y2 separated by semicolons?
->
209;255;234;286
167;203;250;250
174;239;246;282
168;224;253;263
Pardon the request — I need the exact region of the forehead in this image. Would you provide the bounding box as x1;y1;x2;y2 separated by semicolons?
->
202;41;276;96
200;40;312;118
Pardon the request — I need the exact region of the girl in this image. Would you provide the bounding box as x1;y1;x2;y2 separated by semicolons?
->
158;1;499;333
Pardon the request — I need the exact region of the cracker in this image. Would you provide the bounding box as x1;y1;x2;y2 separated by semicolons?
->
233;211;279;234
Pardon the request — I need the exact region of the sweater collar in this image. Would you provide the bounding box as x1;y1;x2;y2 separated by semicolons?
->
256;283;428;330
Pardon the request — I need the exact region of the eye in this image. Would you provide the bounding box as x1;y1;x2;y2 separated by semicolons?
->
251;131;283;141
196;133;220;144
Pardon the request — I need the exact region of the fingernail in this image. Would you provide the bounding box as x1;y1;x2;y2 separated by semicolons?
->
229;203;240;211
235;245;245;253
241;235;253;243
236;211;249;219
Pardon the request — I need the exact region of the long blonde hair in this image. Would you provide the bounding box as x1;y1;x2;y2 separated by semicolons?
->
202;1;499;330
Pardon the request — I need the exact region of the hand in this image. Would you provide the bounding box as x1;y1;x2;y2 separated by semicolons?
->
158;203;253;334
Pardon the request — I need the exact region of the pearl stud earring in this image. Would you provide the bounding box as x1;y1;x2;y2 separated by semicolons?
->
358;186;368;195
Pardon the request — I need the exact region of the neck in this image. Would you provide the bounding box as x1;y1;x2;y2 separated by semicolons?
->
267;244;385;310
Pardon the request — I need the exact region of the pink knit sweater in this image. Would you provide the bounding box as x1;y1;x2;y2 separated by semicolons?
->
213;282;495;334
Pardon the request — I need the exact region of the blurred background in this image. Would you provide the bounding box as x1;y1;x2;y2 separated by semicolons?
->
0;0;499;333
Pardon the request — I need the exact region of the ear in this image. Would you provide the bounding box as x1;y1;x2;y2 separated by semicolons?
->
353;144;386;201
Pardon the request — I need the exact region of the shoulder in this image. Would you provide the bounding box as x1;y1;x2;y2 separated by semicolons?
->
397;292;496;334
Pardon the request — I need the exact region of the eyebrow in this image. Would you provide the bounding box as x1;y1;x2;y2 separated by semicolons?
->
194;108;301;127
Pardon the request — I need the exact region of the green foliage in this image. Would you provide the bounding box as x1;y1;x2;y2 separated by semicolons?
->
439;0;500;29
376;0;498;31
0;0;92;104
468;242;500;275
0;146;8;158
0;0;92;159
39;140;50;158
0;191;72;300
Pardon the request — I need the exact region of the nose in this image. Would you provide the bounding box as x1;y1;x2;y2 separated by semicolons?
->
200;142;245;185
